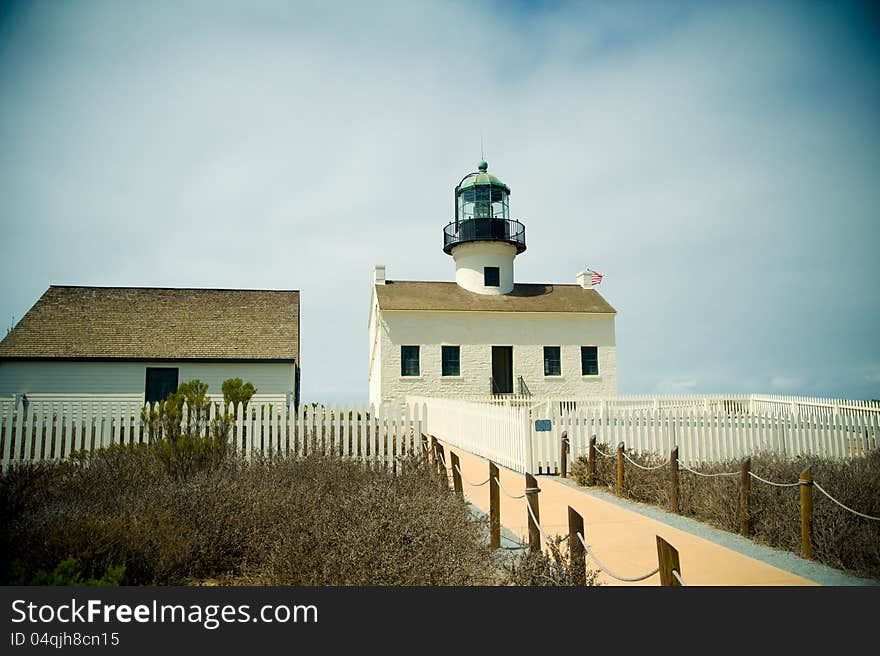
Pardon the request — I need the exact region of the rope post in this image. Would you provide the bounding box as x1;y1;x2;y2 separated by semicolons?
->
800;466;813;559
669;446;679;514
568;506;586;586
656;536;682;587
739;456;751;536
436;444;447;483
525;473;541;554
588;436;596;486
616;442;625;496
450;451;463;499
560;431;569;479
489;462;500;551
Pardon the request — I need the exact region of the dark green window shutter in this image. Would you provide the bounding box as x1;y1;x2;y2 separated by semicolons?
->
581;346;599;375
543;346;561;376
442;345;460;376
401;346;420;376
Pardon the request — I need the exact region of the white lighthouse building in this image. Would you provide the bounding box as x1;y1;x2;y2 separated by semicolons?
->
368;161;618;407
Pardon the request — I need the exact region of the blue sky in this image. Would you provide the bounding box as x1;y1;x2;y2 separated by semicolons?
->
1;0;878;402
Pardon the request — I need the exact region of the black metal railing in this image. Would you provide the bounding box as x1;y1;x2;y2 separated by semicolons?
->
490;376;514;395
517;376;531;397
443;218;526;254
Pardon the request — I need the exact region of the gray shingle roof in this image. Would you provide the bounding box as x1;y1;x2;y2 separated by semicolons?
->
375;281;616;314
0;286;299;361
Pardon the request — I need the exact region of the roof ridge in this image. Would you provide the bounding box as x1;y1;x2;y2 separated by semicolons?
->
385;279;583;287
48;285;300;293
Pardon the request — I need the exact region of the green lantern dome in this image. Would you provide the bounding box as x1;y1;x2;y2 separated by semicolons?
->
456;161;511;193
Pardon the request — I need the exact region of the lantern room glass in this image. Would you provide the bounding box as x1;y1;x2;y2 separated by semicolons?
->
458;186;509;221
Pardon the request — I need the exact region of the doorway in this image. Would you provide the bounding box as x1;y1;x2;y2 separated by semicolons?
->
491;346;513;394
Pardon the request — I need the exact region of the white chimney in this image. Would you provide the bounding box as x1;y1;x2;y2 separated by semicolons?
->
374;264;386;286
576;270;592;289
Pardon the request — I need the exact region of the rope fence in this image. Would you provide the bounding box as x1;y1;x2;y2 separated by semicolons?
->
576;532;660;582
575;434;880;569
813;482;880;521
622;451;669;471
494;477;526;499
454;464;490;487
430;433;878;585
588;436;879;522
428;435;686;586
747;471;799;487
679;462;738;478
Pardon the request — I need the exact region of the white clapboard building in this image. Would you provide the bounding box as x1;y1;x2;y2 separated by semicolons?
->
0;286;300;407
369;161;618;407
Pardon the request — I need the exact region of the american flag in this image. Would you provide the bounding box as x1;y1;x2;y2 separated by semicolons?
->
588;269;603;286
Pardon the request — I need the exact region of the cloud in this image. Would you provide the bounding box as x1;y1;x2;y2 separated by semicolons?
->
770;375;804;391
1;0;878;401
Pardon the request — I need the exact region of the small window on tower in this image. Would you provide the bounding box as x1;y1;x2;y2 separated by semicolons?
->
484;267;500;287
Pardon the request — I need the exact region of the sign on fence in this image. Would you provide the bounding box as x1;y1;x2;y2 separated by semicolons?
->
534;420;552;432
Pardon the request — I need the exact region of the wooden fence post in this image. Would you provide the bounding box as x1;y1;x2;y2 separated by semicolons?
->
568;506;586;586
525;473;541;554
430;435;437;466
560;431;569;479
421;433;429;458
616;442;625;496
489;462;500;551
739;456;751;536
450;451;463;498
588;436;596;486
436;444;447;482
669;446;679;514
656;536;682;586
800;466;813;559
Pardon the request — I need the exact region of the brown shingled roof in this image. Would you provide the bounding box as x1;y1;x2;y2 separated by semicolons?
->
375;281;616;314
0;286;299;361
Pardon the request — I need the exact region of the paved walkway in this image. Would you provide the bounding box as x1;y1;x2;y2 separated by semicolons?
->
440;441;820;586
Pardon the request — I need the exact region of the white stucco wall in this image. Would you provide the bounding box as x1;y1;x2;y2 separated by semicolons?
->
369;309;617;407
452;242;517;295
0;361;296;402
368;291;383;407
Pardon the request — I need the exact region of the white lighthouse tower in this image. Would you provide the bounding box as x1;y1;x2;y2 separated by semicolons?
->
442;161;526;295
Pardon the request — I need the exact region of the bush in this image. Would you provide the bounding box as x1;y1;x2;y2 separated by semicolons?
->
501;536;601;586
9;557;125;586
0;446;597;586
222;378;257;410
140;379;233;479
571;447;880;580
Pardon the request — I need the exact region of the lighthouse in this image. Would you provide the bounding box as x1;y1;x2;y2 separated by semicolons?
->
442;161;526;295
369;159;617;407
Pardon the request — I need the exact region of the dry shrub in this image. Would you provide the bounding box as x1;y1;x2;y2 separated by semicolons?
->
572;447;880;580
502;536;601;586
1;447;599;586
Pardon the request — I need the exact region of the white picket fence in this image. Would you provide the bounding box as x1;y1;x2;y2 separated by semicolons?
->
0;398;426;472
409;396;531;473
473;393;880;418
412;396;879;474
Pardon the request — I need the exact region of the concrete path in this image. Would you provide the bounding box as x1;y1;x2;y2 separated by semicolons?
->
441;441;820;586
